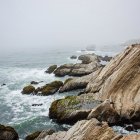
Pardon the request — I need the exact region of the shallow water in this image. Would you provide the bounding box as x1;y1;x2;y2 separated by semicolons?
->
0;47;123;139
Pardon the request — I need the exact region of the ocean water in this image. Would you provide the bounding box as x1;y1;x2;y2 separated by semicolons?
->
0;47;124;139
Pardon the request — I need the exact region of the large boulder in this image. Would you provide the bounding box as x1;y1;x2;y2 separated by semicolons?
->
0;124;19;140
59;68;102;93
39;118;122;140
86;45;140;121
87;99;120;125
45;65;57;74
22;85;35;94
36;81;63;96
54;54;101;77
49;93;101;124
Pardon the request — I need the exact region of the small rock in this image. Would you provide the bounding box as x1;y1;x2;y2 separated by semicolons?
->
125;125;134;131
32;104;43;106
31;81;39;85
45;65;57;74
1;83;6;86
22;85;35;94
70;55;77;59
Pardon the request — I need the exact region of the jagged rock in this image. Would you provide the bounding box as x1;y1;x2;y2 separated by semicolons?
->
22;85;35;94
87;99;120;125
0;124;19;140
70;55;77;59
25;131;41;140
36;81;63;96
45;65;57;74
35;129;55;140
121;134;140;140
49;94;101;124
59;68;102;93
54;54;101;77
40;118;122;140
86;45;140;121
31;81;39;85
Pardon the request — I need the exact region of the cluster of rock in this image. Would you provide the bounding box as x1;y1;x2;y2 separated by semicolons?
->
47;54;102;77
45;45;140;140
5;45;139;140
22;81;63;96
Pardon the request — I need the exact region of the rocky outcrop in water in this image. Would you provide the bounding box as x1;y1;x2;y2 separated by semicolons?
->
45;65;57;74
22;85;35;94
22;81;63;96
70;55;77;59
54;54;101;77
0;124;19;140
49;94;101;124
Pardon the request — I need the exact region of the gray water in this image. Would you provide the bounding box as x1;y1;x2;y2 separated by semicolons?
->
0;47;124;139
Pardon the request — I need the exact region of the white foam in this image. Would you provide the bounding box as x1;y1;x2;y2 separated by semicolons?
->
4;89;65;125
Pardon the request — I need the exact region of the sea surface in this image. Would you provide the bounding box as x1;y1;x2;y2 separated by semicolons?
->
0;46;132;139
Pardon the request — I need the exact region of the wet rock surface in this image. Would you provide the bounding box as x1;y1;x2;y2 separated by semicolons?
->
49;93;101;124
0;124;19;140
45;65;57;74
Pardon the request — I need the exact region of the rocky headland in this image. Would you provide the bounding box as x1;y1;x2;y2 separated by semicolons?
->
2;45;140;140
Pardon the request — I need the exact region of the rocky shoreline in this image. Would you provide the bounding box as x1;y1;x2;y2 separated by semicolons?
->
2;45;140;140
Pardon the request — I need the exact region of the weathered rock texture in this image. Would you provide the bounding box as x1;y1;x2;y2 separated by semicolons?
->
54;54;101;77
38;118;122;140
0;124;19;140
59;68;102;93
45;65;57;74
49;94;101;124
87;99;120;125
86;45;140;121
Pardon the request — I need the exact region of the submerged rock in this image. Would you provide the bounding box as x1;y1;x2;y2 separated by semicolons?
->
1;83;6;86
30;81;39;85
70;55;77;59
22;85;35;94
0;124;19;140
49;93;101;124
45;65;57;74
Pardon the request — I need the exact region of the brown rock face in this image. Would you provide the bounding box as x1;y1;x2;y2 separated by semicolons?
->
39;118;122;140
120;134;140;140
86;45;140;121
0;124;19;140
87;99;120;125
59;68;102;93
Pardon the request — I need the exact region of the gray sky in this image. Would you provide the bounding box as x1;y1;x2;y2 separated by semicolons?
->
0;0;140;51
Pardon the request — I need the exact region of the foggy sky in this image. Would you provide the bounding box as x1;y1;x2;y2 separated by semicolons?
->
0;0;140;51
